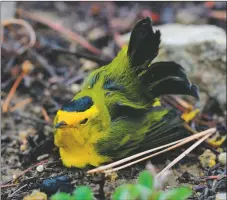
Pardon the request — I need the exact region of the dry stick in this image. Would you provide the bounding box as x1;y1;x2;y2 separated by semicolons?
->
2;18;36;54
157;132;214;178
8;184;27;198
2;72;25;113
169;95;194;111
162;96;186;112
184;123;220;154
9;97;33;112
87;138;186;174
105;128;216;174
95;128;216;174
0;159;49;187
17;8;101;55
205;175;227;180
0;183;18;189
87;128;216;174
41;106;51;123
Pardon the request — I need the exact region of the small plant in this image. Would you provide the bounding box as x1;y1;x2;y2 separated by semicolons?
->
51;186;93;200
51;170;192;200
112;170;192;200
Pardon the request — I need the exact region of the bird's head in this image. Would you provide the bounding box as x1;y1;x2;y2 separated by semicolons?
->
54;89;111;149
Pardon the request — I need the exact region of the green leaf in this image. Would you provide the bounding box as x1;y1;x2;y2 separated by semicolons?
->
112;184;153;200
72;186;93;200
138;170;154;189
112;184;141;200
51;192;72;200
159;187;192;200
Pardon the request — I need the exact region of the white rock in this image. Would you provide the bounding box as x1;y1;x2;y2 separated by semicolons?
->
70;84;81;94
36;165;44;173
121;24;226;46
154;24;226;46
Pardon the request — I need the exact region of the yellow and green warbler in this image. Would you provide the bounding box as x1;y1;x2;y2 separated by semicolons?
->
54;17;199;168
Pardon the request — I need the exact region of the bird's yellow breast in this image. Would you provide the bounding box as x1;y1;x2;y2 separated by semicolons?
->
54;105;111;167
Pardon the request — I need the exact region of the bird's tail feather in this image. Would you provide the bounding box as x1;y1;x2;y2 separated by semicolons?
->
127;17;199;100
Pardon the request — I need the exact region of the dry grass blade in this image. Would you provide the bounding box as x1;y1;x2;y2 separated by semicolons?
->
88;128;216;174
0;159;49;187
170;95;194;111
9;97;33;112
41;106;51;123
8;184;27;198
0;183;18;189
2;18;36;54
157;131;215;178
17;8;101;55
2;72;25;113
87;138;186;174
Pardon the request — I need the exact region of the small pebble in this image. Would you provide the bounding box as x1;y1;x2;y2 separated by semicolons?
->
80;58;98;71
70;84;80;94
33;106;41;114
218;153;226;166
37;154;49;161
36;165;44;173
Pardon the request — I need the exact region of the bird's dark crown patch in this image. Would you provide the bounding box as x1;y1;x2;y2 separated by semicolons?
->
62;96;93;112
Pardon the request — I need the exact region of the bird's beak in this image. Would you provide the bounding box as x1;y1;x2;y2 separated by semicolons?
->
55;121;67;129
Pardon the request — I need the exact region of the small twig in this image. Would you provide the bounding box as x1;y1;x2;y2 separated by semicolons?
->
2;18;36;54
87;138;185;174
9;97;33;112
1;159;49;186
51;47;112;65
8;184;27;198
41;106;51;123
157;131;214;178
184;123;221;154
2;72;25;113
17;8;101;55
169;95;194;111
88;128;216;174
162;96;186;112
204;175;227;180
195;119;217;127
0;183;18;188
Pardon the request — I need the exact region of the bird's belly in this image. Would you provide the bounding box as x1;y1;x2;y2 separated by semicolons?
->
59;145;110;168
54;128;110;168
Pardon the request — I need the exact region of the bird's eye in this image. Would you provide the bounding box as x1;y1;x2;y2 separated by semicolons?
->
80;118;88;124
